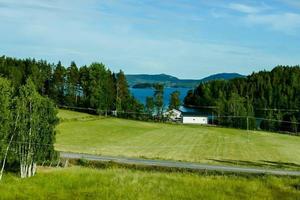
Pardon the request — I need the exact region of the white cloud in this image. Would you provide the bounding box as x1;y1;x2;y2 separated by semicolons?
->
279;0;300;8
228;3;264;14
0;0;299;78
246;12;300;34
225;2;300;34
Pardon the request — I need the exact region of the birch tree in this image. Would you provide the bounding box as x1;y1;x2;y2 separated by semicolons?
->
0;78;12;180
15;79;58;178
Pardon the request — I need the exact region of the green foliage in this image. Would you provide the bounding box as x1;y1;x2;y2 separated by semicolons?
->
145;96;155;115
153;84;164;118
65;61;79;106
185;66;300;133
169;91;181;110
50;61;66;105
116;70;130;112
0;78;12;159
12;79;58;177
88;63;108;113
0;56;144;120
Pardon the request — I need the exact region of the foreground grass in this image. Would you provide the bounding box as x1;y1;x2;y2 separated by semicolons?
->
56;109;300;170
1;167;300;200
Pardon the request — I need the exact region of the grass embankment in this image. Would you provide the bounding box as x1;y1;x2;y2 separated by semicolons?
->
56;109;300;170
1;167;300;200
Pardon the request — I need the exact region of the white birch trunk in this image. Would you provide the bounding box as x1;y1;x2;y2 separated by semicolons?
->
32;163;37;176
0;114;20;181
20;163;36;178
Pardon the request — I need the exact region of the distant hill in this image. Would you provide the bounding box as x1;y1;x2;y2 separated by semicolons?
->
126;73;245;88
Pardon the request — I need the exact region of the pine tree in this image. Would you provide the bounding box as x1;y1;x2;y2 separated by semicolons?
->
51;62;66;105
66;61;79;106
79;66;90;107
116;70;130;112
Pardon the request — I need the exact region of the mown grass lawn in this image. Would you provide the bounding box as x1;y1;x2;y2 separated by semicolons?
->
56;109;300;169
1;167;299;200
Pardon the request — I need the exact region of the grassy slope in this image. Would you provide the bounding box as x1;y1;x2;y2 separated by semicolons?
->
56;110;300;169
1;167;299;200
57;109;97;121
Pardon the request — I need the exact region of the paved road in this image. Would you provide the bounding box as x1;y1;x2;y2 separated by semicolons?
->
60;152;300;176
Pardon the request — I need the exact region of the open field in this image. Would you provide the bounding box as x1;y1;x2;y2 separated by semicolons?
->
56;110;300;170
57;109;98;121
1;167;300;200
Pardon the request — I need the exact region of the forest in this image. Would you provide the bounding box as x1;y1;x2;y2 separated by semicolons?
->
0;55;147;180
0;56;146;118
1;55;300;134
0;56;181;121
184;66;300;134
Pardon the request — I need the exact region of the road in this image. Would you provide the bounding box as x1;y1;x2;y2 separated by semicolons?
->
60;152;300;176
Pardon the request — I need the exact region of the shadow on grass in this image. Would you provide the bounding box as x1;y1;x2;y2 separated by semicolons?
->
208;159;300;170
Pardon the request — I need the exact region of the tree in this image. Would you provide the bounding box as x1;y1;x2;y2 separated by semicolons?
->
227;92;247;129
116;70;130;113
183;66;300;133
51;61;66;105
88;63;107;114
103;70;116;114
153;84;164;118
14;79;58;178
65;61;79;106
79;65;90;107
145;96;155;116
169;91;181;110
291;115;298;134
0;78;12;180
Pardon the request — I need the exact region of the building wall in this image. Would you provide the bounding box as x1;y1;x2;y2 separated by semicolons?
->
164;109;182;121
182;116;208;124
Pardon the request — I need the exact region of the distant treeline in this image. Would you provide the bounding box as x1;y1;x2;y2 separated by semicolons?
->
184;66;300;134
0;56;143;118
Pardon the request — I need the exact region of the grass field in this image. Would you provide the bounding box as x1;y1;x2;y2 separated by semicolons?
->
1;166;299;200
57;109;98;121
56;109;300;170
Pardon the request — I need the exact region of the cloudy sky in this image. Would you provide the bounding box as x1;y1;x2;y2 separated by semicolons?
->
0;0;300;78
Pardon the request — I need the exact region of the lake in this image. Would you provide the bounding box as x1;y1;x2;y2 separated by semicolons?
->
130;87;193;110
130;87;213;115
130;87;191;105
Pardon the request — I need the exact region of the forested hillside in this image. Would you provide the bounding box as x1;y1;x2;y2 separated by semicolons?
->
126;73;244;88
0;56;143;117
184;66;300;134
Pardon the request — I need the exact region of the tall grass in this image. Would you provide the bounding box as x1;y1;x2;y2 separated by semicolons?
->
1;167;299;200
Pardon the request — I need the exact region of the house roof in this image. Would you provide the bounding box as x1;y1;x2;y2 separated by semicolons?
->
182;113;208;117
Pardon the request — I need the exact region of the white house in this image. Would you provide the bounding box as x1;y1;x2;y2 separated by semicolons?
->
163;109;182;121
164;109;209;125
182;115;208;125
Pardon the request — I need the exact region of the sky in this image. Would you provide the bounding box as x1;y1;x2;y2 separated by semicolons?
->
0;0;300;79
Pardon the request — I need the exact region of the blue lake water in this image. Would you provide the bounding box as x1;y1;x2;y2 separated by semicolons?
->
130;87;213;115
130;87;193;110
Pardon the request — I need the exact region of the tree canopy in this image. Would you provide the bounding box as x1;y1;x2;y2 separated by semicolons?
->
184;66;300;133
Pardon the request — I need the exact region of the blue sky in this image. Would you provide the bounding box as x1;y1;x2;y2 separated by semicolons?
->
0;0;300;78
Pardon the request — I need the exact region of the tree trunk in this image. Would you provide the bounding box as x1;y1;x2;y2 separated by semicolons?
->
0;113;19;181
20;163;36;178
32;163;37;176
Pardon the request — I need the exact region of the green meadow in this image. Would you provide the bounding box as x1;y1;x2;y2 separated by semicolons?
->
56;110;300;170
1;166;299;200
